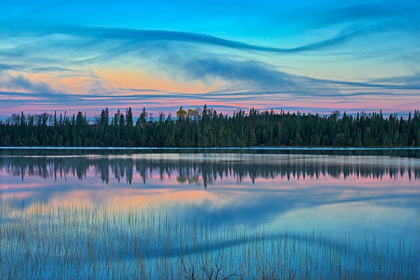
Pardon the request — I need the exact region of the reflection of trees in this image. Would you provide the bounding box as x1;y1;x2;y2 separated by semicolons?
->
1;155;419;187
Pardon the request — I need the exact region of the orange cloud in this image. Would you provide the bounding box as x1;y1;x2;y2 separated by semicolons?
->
96;67;221;94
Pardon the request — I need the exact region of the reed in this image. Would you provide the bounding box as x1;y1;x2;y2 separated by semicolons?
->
0;198;418;279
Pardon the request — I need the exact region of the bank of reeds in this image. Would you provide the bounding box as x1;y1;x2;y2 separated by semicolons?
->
0;198;418;279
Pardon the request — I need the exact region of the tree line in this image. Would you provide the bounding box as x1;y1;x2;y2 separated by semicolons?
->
0;105;419;147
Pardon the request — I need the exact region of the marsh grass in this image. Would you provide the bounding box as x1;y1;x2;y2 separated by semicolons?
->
0;198;418;279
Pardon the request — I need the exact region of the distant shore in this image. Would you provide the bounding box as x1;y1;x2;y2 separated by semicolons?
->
1;146;420;150
1;107;419;147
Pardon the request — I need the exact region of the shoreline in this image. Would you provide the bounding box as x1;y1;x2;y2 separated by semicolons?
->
2;146;420;150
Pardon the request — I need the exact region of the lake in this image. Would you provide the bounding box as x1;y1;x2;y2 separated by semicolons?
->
1;148;419;279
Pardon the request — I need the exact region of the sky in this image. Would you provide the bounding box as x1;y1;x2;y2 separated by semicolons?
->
0;0;419;118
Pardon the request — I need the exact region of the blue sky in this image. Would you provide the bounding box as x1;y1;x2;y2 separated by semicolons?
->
0;0;419;117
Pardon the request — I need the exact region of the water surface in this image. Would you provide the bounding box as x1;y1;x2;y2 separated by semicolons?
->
1;149;419;247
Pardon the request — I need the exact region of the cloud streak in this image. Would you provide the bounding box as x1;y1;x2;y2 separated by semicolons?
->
161;54;420;94
1;23;381;55
320;0;420;26
0;73;58;95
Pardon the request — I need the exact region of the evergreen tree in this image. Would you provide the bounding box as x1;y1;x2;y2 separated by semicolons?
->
0;107;418;147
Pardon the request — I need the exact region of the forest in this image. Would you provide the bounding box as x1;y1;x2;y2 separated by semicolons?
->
0;106;419;147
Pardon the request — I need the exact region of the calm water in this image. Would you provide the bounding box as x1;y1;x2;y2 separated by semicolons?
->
1;148;419;247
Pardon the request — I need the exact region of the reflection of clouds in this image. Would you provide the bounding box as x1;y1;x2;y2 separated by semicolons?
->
1;153;419;249
6;199;417;280
1;154;420;187
0;154;419;224
177;186;420;225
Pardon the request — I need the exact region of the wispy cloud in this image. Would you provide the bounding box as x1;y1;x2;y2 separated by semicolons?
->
0;73;58;94
0;22;392;56
319;0;420;26
159;53;420;94
0;63;71;74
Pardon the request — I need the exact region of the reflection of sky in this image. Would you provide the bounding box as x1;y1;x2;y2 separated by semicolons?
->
1;153;419;245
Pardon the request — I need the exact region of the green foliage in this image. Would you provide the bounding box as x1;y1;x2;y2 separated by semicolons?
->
0;107;419;147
